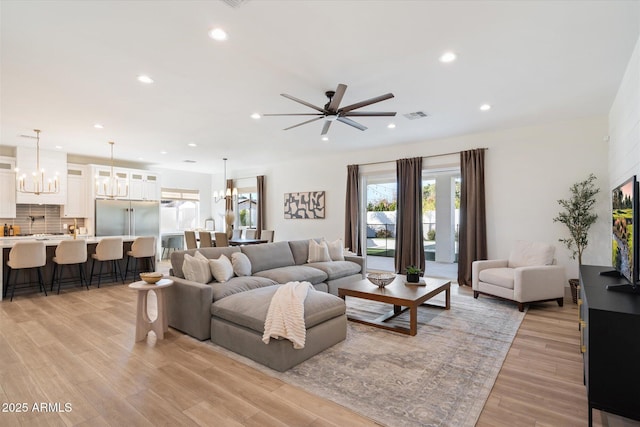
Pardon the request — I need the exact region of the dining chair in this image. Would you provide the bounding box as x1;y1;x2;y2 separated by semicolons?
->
245;229;257;239
214;232;229;247
199;231;213;248
185;231;197;249
260;230;274;243
232;229;242;240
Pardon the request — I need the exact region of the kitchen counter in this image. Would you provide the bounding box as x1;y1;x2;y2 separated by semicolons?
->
1;235;141;300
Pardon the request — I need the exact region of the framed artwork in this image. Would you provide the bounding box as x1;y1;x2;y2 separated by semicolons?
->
284;191;325;219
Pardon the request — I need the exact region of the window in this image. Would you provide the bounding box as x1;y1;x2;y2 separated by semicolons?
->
237;192;257;229
161;188;200;231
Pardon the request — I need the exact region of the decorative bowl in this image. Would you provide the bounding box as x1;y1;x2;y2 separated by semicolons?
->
140;272;163;284
367;272;395;288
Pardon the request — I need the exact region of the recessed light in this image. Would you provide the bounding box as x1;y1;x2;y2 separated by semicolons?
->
480;104;492;111
55;145;63;150
160;151;167;154
321;136;329;142
94;123;104;129
137;75;154;84
208;28;228;41
439;51;457;63
387;123;396;129
187;143;197;147
138;157;144;161
250;113;261;120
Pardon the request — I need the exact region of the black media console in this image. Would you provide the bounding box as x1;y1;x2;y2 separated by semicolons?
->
579;265;640;426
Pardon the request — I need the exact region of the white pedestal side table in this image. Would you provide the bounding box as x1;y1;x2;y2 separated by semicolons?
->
128;278;173;342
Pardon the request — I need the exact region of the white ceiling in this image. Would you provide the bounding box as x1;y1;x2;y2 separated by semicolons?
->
1;0;639;174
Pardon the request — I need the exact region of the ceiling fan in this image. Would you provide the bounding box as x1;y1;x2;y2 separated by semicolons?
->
264;83;396;135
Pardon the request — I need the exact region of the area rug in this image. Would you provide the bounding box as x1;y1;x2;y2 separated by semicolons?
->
208;288;526;427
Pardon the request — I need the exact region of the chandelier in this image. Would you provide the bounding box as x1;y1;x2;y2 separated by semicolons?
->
95;141;129;199
16;129;60;195
213;158;238;203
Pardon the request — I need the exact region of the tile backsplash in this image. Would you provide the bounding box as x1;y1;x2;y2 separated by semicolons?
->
0;205;85;235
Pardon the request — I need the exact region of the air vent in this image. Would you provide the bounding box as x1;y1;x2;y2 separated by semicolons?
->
221;0;250;8
403;111;428;120
183;160;197;163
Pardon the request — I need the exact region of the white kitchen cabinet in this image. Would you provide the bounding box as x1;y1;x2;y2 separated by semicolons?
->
129;172;159;200
0;157;16;218
93;166;129;200
15;146;67;205
61;164;89;218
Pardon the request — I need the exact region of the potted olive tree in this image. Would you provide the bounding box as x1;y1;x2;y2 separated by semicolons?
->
553;173;600;303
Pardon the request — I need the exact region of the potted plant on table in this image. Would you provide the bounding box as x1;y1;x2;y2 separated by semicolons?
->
553;173;600;303
405;265;423;283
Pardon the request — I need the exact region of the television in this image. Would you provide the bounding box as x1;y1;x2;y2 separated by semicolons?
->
606;175;640;293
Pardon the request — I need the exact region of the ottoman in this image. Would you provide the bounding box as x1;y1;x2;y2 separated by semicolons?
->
211;285;347;372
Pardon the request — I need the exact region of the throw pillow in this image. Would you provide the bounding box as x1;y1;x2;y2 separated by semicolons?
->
327;238;345;261
209;254;234;282
182;253;213;283
308;239;331;263
231;252;252;277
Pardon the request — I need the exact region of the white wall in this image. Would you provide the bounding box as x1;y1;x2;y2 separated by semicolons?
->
233;115;611;279
609;35;640;191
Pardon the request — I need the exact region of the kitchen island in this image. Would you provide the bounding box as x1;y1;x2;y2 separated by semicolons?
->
1;235;142;300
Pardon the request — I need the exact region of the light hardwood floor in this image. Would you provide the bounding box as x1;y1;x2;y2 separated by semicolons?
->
0;280;637;426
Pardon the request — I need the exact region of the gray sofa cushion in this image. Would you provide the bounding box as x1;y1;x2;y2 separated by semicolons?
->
171;247;240;278
306;261;361;281
241;241;295;273
288;238;321;265
254;265;328;285
212;285;346;333
211;276;278;301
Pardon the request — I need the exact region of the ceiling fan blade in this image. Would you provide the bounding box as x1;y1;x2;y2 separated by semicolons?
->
337;117;368;131
327;84;347;112
340;93;394;113
321;120;332;135
281;93;324;113
283;116;324;131
262;113;323;116
342;111;397;117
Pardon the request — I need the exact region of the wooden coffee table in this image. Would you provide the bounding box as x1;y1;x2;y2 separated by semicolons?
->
338;275;451;336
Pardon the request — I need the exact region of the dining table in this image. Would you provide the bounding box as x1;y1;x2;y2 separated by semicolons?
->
228;238;268;246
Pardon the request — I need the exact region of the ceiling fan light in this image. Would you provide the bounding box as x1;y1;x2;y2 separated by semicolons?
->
325;115;338;122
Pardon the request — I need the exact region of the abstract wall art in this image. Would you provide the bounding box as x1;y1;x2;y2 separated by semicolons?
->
284;191;325;219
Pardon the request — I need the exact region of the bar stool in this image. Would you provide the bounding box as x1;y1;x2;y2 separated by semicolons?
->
199;231;213;248
51;239;89;294
4;241;47;301
125;236;156;281
89;237;124;287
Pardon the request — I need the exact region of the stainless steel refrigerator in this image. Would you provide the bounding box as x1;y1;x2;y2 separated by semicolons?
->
95;200;160;237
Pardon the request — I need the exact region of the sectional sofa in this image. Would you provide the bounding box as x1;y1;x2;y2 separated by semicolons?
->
166;239;364;371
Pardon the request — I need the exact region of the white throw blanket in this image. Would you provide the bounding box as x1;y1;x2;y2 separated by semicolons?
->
262;281;313;349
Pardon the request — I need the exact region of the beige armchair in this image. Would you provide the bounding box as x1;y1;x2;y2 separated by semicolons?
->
472;241;566;312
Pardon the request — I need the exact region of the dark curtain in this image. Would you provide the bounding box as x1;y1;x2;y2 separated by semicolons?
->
394;157;425;275
344;165;361;255
225;179;234;212
458;148;487;286
256;175;265;237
